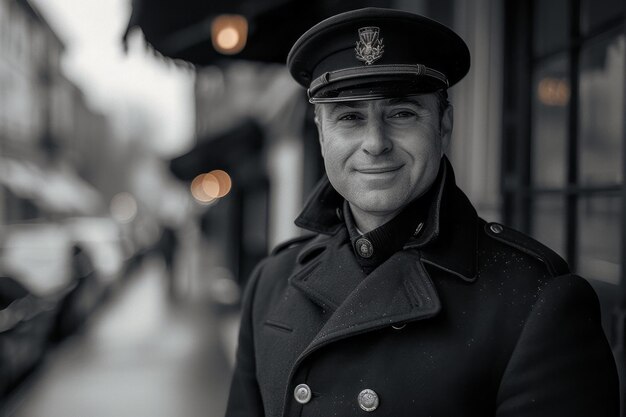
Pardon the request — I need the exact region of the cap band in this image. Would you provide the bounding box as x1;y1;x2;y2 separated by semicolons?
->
307;64;449;103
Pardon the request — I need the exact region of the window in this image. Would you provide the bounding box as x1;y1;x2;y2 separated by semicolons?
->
505;0;625;278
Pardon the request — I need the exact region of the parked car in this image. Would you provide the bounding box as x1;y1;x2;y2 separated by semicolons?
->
0;222;100;341
0;223;74;299
0;275;57;398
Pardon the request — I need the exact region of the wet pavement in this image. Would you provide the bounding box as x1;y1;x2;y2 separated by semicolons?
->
4;257;238;417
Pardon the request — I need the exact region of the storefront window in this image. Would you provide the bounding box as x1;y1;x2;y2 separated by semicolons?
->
531;55;569;188
533;0;569;57
579;31;625;186
531;195;566;257
580;0;624;34
577;195;622;284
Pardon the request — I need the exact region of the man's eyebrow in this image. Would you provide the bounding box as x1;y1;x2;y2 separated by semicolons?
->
326;101;368;117
387;97;426;108
325;97;426;117
329;101;368;111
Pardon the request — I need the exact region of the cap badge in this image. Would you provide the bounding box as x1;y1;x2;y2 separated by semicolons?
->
355;26;384;65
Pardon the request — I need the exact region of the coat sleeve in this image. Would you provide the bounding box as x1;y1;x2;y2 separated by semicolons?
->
224;259;267;417
496;274;620;417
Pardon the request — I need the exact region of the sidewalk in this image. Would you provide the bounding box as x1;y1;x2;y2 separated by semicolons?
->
4;257;236;417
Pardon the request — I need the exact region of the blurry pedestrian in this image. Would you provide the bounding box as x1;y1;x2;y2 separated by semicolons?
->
225;8;619;417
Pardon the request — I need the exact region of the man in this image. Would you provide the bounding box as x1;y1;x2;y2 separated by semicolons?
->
225;8;619;417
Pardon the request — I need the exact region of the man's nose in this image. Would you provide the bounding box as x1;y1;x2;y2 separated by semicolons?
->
361;120;391;156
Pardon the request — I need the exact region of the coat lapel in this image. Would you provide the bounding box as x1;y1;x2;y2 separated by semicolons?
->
290;227;366;312
303;250;440;355
290;244;441;361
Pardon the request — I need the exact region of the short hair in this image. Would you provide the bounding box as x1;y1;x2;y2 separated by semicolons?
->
435;89;449;120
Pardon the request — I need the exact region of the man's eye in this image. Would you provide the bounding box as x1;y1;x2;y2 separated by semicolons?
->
390;111;416;118
337;113;361;121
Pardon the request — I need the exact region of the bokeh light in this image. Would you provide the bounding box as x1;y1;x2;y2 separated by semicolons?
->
190;174;216;204
216;27;240;50
201;173;220;198
538;78;570;106
190;170;232;204
211;15;248;55
210;170;232;198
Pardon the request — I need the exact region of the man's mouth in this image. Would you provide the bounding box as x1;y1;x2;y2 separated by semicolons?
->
356;165;404;174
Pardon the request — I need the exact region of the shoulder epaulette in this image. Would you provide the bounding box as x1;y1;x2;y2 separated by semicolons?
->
270;233;317;256
484;222;570;277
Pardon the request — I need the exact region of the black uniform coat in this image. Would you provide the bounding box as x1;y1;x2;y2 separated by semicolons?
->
225;160;619;417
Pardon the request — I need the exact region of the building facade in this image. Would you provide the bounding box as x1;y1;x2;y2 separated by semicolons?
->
0;0;110;223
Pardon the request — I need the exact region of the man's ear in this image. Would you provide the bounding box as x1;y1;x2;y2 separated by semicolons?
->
440;104;453;154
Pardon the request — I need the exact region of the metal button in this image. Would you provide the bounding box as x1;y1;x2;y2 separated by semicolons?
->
358;389;379;411
392;323;406;330
489;223;504;234
294;384;312;404
413;222;424;237
355;237;374;258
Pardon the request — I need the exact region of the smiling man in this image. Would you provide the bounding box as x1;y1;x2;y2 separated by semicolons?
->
225;8;619;417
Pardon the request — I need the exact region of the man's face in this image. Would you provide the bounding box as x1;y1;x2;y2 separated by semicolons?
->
315;93;452;219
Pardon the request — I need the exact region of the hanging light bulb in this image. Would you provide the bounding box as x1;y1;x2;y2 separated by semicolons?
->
212;15;248;55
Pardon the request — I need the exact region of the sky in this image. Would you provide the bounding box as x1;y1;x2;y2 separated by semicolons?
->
31;0;196;157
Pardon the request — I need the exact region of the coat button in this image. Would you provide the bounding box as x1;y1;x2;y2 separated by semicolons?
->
355;237;374;258
490;223;504;234
392;323;406;330
294;383;312;404
358;389;379;411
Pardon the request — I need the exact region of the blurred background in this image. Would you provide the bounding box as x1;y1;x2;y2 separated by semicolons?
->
0;0;624;416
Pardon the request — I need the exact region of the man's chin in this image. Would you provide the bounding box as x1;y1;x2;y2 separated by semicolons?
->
349;197;406;217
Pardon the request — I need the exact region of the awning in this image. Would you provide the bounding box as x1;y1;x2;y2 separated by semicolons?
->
124;0;391;66
169;119;264;181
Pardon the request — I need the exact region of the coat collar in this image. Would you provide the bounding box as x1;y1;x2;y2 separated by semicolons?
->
294;156;478;282
291;247;441;360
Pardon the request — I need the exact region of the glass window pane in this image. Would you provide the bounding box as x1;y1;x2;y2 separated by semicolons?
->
531;55;569;188
531;195;566;258
581;0;624;34
578;195;621;284
579;31;625;186
533;0;569;56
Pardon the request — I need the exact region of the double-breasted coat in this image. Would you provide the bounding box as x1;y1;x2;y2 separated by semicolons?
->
225;160;619;417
